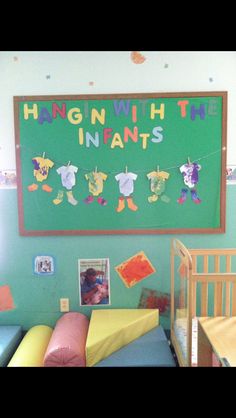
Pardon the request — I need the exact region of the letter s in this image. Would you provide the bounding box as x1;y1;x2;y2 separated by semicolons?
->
151;126;163;143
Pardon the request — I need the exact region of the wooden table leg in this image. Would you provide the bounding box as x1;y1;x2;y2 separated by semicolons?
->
197;321;213;367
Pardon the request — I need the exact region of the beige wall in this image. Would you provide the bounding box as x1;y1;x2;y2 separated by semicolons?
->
0;50;235;167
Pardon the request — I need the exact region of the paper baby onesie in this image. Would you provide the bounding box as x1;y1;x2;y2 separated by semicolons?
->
53;164;79;205
180;162;201;188
84;171;108;206
28;155;54;192
57;165;78;189
178;162;202;204
32;156;54;182
115;171;138;212
147;170;170;203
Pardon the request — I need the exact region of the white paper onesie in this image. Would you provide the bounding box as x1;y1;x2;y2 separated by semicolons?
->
57;165;78;190
115;172;138;196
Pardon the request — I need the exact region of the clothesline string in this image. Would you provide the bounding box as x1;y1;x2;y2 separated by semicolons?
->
18;144;222;175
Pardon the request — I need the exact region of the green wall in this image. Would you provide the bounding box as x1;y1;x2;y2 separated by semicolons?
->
0;186;235;330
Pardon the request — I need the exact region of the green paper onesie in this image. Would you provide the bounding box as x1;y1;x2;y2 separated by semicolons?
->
147;170;170;203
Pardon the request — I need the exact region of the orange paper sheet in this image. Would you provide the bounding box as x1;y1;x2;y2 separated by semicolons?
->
115;251;156;288
0;285;15;311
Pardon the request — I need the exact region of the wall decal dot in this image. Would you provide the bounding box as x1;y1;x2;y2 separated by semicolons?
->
13;56;18;62
89;81;94;86
46;75;51;79
164;63;169;68
209;77;213;82
130;51;146;64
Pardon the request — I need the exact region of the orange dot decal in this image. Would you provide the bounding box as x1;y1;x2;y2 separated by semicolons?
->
131;51;146;64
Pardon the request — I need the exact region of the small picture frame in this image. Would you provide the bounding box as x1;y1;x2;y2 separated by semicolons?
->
226;165;236;185
78;258;111;306
34;255;55;275
0;169;17;189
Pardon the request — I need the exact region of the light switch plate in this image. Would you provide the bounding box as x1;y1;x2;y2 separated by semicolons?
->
60;298;69;312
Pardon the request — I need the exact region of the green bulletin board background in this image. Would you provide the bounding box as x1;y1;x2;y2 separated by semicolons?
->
14;92;227;236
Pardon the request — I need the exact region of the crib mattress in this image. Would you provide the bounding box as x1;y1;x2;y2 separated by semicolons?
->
174;318;198;366
174;318;221;366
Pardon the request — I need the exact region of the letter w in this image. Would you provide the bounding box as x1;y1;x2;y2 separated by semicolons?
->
113;100;131;116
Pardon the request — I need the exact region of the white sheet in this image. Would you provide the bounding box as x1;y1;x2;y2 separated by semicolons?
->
174;317;198;366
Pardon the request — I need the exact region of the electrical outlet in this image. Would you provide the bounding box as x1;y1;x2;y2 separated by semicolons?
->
60;298;70;312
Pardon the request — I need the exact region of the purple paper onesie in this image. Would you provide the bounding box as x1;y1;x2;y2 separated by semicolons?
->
179;162;201;188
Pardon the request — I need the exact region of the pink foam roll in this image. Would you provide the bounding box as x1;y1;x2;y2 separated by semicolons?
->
44;312;89;367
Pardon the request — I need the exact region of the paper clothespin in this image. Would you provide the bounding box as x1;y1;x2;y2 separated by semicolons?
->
187;157;191;165
157;165;159;173
95;166;97;173
67;161;71;166
125;166;128;174
42;152;45;158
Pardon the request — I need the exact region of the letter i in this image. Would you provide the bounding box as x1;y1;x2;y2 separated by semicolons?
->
132;105;137;123
78;128;84;145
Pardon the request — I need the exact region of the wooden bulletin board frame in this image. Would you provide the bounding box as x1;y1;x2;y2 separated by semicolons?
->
14;92;227;236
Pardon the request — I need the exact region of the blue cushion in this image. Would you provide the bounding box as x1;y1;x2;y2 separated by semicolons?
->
95;326;176;367
0;326;23;367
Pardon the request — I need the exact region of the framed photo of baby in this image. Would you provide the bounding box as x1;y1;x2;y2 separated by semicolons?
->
78;258;111;306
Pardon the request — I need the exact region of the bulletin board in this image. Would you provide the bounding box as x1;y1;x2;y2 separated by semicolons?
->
14;92;227;236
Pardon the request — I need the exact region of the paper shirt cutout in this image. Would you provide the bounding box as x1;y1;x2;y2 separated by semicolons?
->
32;156;54;182
179;162;201;189
0;285;15;311
130;51;146;64
85;171;107;196
115;172;137;196
115;251;156;288
147;170;170;203
57;164;78;190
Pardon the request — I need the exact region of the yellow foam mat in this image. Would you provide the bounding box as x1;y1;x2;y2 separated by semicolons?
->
86;309;159;367
8;325;53;367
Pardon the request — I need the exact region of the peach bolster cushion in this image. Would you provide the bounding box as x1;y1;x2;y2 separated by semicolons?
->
44;312;89;367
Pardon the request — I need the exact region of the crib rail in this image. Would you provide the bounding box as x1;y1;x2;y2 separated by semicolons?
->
189;250;236;318
171;239;236;366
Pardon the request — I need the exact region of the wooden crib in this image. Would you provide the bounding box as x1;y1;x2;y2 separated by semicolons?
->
171;239;236;367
